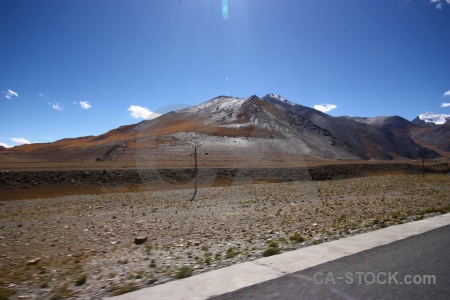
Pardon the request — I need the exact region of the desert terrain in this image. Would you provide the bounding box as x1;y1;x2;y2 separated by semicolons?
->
1;162;449;299
1;94;450;299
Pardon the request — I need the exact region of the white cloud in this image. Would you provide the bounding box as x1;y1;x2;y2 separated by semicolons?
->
0;142;10;148
441;102;450;107
444;90;450;97
4;89;19;99
79;101;92;109
10;137;31;145
429;0;450;9
51;103;63;110
314;103;337;113
127;105;161;119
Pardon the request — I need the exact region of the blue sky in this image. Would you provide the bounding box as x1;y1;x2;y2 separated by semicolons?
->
1;0;450;147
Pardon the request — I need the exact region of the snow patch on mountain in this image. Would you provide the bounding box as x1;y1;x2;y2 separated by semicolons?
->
263;94;297;106
218;123;252;128
418;112;450;125
183;96;246;115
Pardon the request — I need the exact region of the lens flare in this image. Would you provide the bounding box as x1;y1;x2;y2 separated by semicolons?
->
222;0;229;20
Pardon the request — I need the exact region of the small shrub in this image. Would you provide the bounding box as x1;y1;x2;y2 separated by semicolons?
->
268;240;279;248
263;247;280;257
204;254;211;266
108;271;117;278
149;259;156;268
134;270;144;279
51;283;74;300
279;237;288;243
289;233;305;243
0;288;16;300
40;279;50;289
175;267;193;279
109;283;139;296
225;247;239;259
74;273;87;286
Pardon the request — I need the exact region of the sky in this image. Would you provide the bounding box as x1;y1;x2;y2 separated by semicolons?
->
1;0;450;147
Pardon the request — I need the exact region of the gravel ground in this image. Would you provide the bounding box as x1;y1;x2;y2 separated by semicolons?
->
0;174;449;299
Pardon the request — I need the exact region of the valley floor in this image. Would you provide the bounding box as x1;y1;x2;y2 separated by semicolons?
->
0;174;449;299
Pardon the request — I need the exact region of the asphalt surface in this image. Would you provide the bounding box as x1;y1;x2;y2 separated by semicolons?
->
210;225;450;300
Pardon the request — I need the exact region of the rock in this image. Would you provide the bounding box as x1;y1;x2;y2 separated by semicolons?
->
134;236;147;244
27;258;40;265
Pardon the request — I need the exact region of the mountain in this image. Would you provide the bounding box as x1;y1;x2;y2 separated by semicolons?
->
133;94;362;163
0;94;443;166
411;112;450;126
348;114;450;154
261;95;438;160
410;119;450;154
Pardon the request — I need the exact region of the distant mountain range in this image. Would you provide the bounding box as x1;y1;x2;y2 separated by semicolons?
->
1;94;449;163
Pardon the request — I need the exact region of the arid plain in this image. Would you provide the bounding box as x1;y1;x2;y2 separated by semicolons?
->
1;157;449;299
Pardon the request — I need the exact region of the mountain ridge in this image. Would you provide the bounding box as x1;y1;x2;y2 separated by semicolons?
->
0;94;447;164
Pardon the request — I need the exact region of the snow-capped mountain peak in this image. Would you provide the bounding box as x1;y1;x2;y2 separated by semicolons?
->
418;112;450;125
263;93;297;106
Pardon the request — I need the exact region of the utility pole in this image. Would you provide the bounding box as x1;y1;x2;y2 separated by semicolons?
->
191;146;198;201
189;145;209;201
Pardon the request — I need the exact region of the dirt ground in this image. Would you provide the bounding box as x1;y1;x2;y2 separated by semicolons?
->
0;172;449;299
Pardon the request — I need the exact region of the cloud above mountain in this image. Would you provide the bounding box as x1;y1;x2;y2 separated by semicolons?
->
127;105;161;120
441;90;450;107
10;137;31;145
314;103;337;113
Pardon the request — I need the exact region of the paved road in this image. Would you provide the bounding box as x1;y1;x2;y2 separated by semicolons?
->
210;225;450;300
